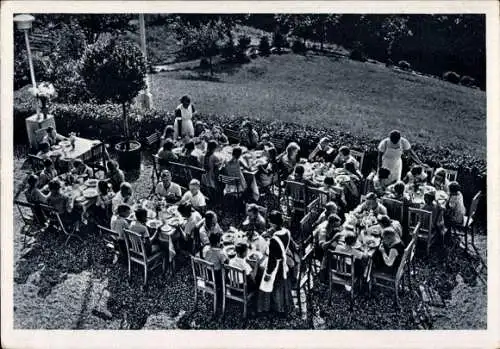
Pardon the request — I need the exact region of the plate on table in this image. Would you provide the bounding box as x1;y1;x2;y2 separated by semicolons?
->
166;206;179;215
161;224;176;233
59;140;71;147
364;236;381;248
165;217;182;226
51;145;62;150
75;196;87;203
83;188;98;198
146;219;163;229
85;179;98;187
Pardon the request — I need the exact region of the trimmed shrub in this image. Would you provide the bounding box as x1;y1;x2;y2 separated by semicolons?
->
349;49;367;62
398;60;412;71
443;71;461;84
259;36;271;56
291;40;307;53
272;32;287;52
459;75;476;87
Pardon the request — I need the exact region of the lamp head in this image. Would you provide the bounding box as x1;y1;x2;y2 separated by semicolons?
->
14;14;35;30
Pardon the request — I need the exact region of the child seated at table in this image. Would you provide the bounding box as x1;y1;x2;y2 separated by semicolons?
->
242;203;267;233
38;158;58;188
199;211;223;248
334;231;365;260
180;179;207;212
157;139;179;170
377;214;403;239
203;232;227;313
333;146;360;170
431;168;450;192
256;146;278;189
353;192;388;216
112;182;136;213
288;164;319;188
36;141;51;159
156;170;182;203
160;125;175;144
106;160;125;193
313;201;338;228
228;242;260;291
72;159;94;179
245;229;268;253
404;165;427;185
421;191;445;238
42;126;66;146
129;207;160;255
320;176;346;209
373;227;405;276
110;204;131;263
444;181;466;228
23;174;48;225
373;168;392;196
94;180;114;226
386;181;410;203
180;141;202;168
221;147;248;194
177;202;203;253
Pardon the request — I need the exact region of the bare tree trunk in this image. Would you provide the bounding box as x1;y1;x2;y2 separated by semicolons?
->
122;102;130;150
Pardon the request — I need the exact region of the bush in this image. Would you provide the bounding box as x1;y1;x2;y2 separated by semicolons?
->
220;40;235;60
291;40;307;53
443;71;461;84
237;35;251;53
199;58;210;69
14;53;52;90
459;75;476;87
259;36;271;56
385;58;394;67
52;60;93;104
272;32;287;52
349;49;367;62
398;60;412;71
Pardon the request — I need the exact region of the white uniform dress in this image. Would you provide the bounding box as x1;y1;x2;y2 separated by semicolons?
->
173;104;195;139
378;137;411;184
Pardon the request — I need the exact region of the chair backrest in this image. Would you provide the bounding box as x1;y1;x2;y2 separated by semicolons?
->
169;161;192;187
307;187;328;206
297;244;313;289
408;207;433;236
467;191;482;224
306;197;320;214
188;165;206;182
382;197;404;222
28;154;45;173
299;212;314;242
329;250;355;283
98;224;119;247
38;203;69;235
123;228;148;262
14;200;37;225
146;131;161;146
350;150;365;172
191;256;216;290
90;142;106;162
285;180;306;203
219;174;241;186
396;238;416;284
224;128;240;144
408;225;419;264
443;168;458;182
223;264;249;297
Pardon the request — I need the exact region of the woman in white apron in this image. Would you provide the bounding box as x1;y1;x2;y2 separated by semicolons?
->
377;130;424;184
257;211;293;314
173;95;196;139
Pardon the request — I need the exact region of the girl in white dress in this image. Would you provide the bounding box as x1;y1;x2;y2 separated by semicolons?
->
174;95;196;139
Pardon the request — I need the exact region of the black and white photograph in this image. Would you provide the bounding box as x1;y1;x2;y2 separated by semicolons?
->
1;1;499;347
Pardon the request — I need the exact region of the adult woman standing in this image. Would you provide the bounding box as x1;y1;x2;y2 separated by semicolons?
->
174;95;196;139
257;211;293;315
377;130;423;184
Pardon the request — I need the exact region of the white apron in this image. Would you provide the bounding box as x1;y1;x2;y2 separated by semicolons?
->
174;104;195;139
259;234;289;293
381;140;403;183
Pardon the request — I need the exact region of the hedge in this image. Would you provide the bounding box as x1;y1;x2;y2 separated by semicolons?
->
14;100;486;207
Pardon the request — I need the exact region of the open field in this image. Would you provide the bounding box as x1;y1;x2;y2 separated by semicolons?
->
151;53;486;159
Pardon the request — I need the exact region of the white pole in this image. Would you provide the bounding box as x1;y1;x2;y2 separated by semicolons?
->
139;14;153;108
24;29;40;116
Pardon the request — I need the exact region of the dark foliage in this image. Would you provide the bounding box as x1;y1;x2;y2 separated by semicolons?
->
272;31;288;51
443;71;461;84
291;40;307;53
459;75;475;87
398;60;412;71
259;35;271;56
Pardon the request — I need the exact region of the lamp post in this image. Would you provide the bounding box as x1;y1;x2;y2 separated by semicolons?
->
131;14;153;111
14;14;40;115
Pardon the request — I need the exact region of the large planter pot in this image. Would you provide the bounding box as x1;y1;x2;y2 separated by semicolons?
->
115;140;142;171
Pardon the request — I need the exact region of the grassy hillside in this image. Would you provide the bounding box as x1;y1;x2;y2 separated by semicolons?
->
150;53;486;158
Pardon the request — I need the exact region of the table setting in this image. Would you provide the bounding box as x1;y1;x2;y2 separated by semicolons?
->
405;183;449;207
220;227;268;268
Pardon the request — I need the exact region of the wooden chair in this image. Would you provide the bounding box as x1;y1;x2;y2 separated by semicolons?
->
443;168;458;182
224;128;240;144
188;165;206;183
191;256;218;315
350;150;365;173
145;130;162;149
151;154;162;190
89;142;107;176
28;154;45;173
169;161;192;188
408;207;435;256
14;200;45;248
97;225;121;262
465;191;482;252
308;187;329;206
39;203;83;246
221;264;256;319
285;180;307;215
294;243;314;315
382;197;404;223
406;224;420;289
371;237;416;309
306;197;321;215
299;211;314;245
328;250;357;306
123;228;165;286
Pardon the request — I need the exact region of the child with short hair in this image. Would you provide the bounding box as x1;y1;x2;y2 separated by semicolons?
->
444;181;466;227
228;242;260;291
203;233;227;313
110;204;131;264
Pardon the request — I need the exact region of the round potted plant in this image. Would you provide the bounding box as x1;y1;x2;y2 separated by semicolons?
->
79;36;147;170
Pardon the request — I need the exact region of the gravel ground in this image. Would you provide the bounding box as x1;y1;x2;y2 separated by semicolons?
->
12;151;487;330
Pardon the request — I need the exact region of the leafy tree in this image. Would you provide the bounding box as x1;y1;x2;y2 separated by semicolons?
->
259;35;271;56
272;31;287;52
77;14;132;44
176;20;227;75
79;37;146;149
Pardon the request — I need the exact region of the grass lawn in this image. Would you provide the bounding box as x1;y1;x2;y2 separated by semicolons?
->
150;53;486;159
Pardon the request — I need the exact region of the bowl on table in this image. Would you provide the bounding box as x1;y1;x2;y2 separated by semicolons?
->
223;245;236;259
85;179;98;187
51;145;62;151
146;219;163;230
59;140;71;148
75;195;87;203
83;188;98;199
